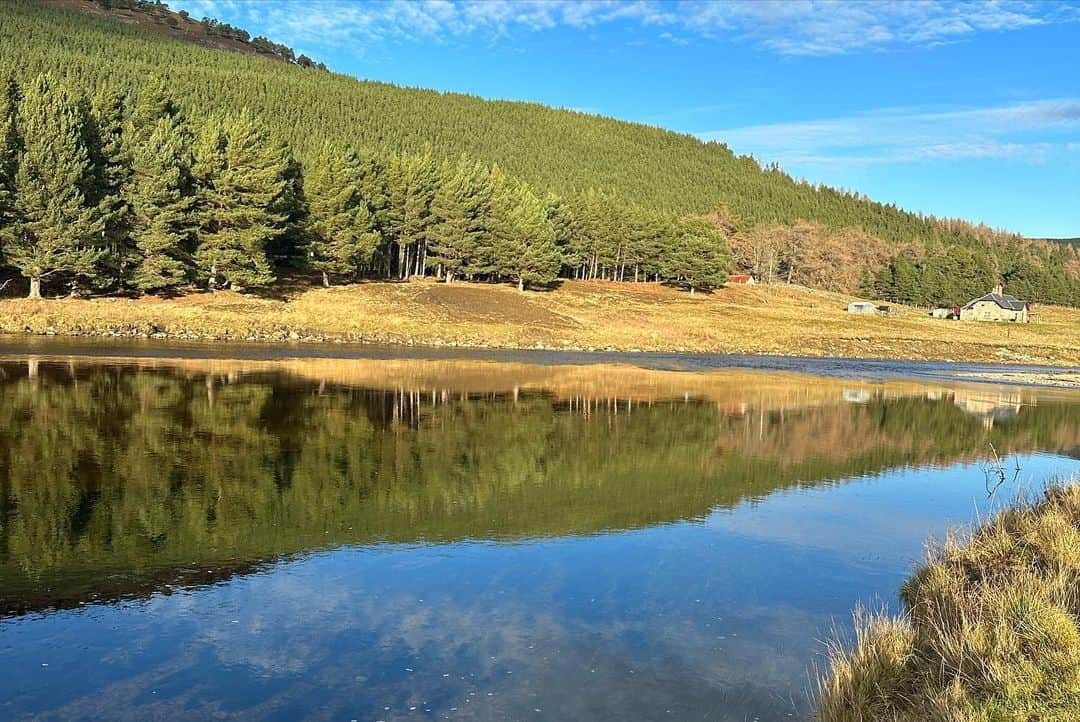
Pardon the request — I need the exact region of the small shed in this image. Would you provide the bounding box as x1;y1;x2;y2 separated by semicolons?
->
847;301;877;315
958;286;1029;323
728;273;757;285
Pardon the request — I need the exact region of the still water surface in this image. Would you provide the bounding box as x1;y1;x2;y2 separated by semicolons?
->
1;355;1078;721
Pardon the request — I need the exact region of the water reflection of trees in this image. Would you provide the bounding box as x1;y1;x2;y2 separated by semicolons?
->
1;361;1077;615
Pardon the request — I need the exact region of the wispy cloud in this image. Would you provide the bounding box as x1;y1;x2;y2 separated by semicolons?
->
170;0;1077;56
701;100;1080;167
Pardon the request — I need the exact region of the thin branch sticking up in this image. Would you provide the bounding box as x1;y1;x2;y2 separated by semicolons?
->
981;442;1021;499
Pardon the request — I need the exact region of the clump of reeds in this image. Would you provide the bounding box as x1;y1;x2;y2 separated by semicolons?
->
817;481;1080;721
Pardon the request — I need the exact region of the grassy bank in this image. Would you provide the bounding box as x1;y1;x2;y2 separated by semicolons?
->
0;279;1077;365
818;481;1080;722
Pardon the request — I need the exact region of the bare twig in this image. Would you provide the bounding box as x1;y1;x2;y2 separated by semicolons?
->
981;442;1021;499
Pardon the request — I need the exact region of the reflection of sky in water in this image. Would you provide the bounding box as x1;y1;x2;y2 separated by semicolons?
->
4;452;1078;722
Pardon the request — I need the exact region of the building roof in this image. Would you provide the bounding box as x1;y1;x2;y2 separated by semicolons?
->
962;292;1027;311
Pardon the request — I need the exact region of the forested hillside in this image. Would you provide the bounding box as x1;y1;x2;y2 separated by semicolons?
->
0;0;1077;306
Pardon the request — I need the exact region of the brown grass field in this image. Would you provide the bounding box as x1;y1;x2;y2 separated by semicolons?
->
0;279;1076;365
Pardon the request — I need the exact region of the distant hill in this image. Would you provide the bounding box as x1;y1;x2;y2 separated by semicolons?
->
45;0;324;67
2;0;1003;247
1041;238;1080;248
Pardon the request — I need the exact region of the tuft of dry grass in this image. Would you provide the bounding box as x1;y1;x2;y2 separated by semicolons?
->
0;279;1077;365
817;481;1080;722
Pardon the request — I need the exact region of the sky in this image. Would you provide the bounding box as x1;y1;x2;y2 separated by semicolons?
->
168;0;1080;238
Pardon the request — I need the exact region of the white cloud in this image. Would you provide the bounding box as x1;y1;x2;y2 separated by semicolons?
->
168;0;1076;56
701;100;1080;167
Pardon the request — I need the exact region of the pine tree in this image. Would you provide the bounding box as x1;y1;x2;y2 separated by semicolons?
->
384;148;437;279
490;175;561;291
0;79;20;244
192;109;288;290
266;139;307;270
128;113;195;292
890;255;918;304
661;217;730;295
83;84;132;289
128;75;178;148
1;75;103;298
427;156;491;283
543;191;575;261
305;142;381;285
570;188;621;280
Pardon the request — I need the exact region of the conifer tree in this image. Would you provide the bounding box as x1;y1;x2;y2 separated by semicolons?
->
266;138;307;270
128;76;178;148
661;217;730;295
0;79;20;245
353;146;391;272
128;113;195;292
543;192;575;255
305;142;381;285
84;84;132;288
384;148;437;279
890;255;918;304
192;109;288;290
427;156;491;283
490;175;561;291
1;75;103;298
570;188;621;280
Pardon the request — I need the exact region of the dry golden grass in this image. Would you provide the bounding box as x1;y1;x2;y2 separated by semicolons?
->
0;279;1076;364
818;482;1080;722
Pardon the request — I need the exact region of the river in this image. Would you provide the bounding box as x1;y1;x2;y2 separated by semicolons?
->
1;344;1078;721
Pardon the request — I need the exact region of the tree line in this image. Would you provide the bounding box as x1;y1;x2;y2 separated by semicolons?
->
0;74;731;297
727;218;1080;306
93;0;327;69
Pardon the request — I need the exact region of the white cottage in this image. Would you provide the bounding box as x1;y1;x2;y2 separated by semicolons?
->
847;301;877;315
958;285;1029;323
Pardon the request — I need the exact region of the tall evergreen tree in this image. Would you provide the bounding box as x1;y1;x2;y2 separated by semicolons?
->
305;142;381;286
266;138;307;270
128;113;195;292
1;74;103;298
490;175;561;291
543;191;575;262
890;255;918;304
192;109;288;291
84;84;132;289
660;217;730;295
0;78;20;248
384;148;437;279
128;76;178;148
427;156;491;283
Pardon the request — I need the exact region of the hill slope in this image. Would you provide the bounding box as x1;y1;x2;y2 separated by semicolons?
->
1;0;998;246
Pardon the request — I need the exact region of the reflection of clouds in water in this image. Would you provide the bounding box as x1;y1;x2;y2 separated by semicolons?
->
200;563;819;721
709;454;1080;567
19;547;821;721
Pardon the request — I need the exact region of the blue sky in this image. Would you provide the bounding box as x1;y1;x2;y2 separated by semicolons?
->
170;0;1080;238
